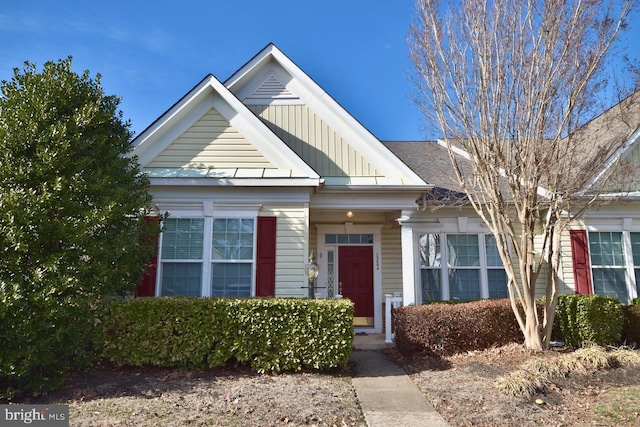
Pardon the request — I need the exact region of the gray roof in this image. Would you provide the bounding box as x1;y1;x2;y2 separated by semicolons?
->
383;141;461;191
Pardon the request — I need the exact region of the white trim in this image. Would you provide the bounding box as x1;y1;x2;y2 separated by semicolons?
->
581;127;640;194
225;44;427;186
585;229;639;304
155;212;259;298
315;224;384;334
130;74;320;181
401;225;416;306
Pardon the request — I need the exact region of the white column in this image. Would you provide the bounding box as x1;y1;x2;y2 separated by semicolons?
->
401;225;416;306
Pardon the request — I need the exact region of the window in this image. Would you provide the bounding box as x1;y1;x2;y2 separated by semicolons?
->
588;231;640;303
160;218;203;297
211;218;254;297
486;235;509;299
419;233;507;302
159;217;255;297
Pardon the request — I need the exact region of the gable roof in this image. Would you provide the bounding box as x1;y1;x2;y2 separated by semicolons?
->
225;43;428;188
574;91;640;194
130;74;320;187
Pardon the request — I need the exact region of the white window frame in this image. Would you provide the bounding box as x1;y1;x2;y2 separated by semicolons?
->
586;224;639;304
156;203;260;297
417;232;504;303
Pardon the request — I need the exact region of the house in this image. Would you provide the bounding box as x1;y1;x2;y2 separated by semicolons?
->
131;43;640;335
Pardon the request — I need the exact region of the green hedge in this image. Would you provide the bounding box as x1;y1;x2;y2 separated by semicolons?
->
554;294;623;347
0;293;98;400
621;304;640;345
98;297;354;373
394;299;525;356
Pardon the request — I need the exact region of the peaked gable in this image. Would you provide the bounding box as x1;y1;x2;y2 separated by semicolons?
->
225;43;427;187
147;108;274;169
131;74;320;185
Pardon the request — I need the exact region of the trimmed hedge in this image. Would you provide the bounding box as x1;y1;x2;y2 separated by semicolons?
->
554;294;623;347
621;304;640;346
98;297;354;373
393;299;525;356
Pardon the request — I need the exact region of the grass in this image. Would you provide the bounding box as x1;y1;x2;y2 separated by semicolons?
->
593;385;640;426
494;345;640;399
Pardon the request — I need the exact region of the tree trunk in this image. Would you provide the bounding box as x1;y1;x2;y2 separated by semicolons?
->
524;302;544;351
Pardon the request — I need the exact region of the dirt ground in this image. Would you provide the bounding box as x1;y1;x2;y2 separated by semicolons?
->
9;344;640;426
387;343;640;426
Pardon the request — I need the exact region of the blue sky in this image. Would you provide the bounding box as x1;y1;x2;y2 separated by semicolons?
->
1;0;422;140
1;1;639;141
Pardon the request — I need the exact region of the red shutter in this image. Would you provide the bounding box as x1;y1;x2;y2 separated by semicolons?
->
570;230;593;295
255;216;277;297
135;216;160;297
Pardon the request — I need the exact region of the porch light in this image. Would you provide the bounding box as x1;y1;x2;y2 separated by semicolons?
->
305;251;319;298
346;211;354;219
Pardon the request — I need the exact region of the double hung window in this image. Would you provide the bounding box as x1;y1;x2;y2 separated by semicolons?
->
588;231;640;303
159;217;255;297
419;233;507;303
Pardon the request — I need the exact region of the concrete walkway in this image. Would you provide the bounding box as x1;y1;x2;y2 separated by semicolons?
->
351;335;449;427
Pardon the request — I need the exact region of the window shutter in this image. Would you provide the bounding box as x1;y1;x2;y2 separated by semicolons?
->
256;216;277;297
570;230;592;295
135;216;160;297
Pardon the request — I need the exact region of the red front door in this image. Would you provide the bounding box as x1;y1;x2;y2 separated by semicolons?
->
339;246;374;325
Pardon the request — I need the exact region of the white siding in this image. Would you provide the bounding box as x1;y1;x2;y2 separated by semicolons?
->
261;204;307;297
381;226;403;295
148;108;274;169
248;104;382;177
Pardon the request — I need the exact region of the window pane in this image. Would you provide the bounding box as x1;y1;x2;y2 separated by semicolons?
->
636;268;640;298
485;235;504;267
449;269;481;301
631;233;640;266
448;235;480;267
590;232;624;266
161;263;202;296
421;269;441;302
592;268;628;302
326;234;337;244
419;234;441;268
161;218;204;260
327;250;335;297
211;263;252;297
488;269;509;299
212;218;254;260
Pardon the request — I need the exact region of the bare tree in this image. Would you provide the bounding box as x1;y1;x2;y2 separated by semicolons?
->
409;0;638;351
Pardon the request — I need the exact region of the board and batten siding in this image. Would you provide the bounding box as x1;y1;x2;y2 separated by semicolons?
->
261;204;308;297
148;108;274;169
381;226;403;295
248;104;382;177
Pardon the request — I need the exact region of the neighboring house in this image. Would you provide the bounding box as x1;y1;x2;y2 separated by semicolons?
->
132;43;640;335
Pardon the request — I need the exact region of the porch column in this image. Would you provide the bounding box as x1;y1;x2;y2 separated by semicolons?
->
400;224;416;306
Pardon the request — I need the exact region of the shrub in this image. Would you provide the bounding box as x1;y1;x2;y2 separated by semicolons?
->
621;304;640;346
393;299;524;356
98;297;354;373
0;293;97;400
631;297;640;305
554;294;623;347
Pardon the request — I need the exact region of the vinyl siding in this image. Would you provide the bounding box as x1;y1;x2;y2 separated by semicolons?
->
381;226;403;295
248;104;382;177
560;227;578;294
261;204;307;297
148;108;274;169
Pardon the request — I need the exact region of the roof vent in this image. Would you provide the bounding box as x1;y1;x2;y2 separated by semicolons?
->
244;74;300;103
